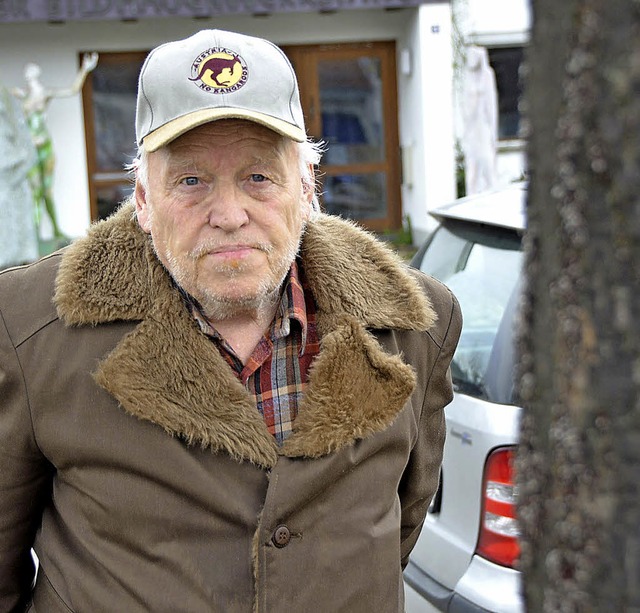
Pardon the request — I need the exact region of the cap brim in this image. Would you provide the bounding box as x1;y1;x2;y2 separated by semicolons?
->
141;107;307;152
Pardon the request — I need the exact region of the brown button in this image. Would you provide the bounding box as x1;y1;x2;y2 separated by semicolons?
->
272;525;291;548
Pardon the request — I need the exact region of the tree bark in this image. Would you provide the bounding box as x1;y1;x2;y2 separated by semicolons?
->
518;0;640;611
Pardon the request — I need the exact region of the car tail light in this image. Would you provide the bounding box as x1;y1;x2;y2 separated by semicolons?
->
476;446;520;568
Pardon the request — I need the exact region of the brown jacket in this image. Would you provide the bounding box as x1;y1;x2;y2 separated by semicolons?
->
0;206;461;613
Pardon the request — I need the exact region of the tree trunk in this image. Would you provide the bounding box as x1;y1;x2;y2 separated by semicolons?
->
517;0;640;611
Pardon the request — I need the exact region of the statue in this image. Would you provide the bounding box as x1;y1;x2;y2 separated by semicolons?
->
11;52;98;242
0;83;39;269
461;45;499;195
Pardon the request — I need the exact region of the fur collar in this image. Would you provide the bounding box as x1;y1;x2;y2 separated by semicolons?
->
55;204;436;467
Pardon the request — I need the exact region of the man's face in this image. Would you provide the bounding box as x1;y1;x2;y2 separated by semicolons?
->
136;120;313;320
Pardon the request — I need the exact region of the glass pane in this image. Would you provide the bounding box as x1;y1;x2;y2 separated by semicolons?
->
322;173;386;220
92;59;142;172
97;183;134;220
417;223;522;402
318;57;384;166
488;47;524;140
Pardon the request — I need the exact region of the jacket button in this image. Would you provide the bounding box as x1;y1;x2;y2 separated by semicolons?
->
272;525;291;548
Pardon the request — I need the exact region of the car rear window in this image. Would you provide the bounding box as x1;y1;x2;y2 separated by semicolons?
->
415;220;523;404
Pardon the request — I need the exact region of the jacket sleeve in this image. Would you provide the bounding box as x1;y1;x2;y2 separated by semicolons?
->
0;308;52;613
398;279;462;568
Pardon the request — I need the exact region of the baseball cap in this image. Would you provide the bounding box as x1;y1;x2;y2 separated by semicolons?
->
136;29;307;152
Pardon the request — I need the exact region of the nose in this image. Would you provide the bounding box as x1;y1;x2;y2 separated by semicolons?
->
206;185;250;232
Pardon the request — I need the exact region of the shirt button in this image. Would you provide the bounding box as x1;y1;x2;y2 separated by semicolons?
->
272;525;291;548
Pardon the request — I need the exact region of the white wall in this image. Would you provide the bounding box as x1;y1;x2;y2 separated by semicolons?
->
466;0;530;45
398;2;456;243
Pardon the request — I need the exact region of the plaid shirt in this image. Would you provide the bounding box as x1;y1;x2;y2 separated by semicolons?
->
185;260;320;445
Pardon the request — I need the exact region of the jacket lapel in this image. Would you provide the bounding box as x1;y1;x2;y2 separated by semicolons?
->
94;287;279;468
281;216;435;458
281;315;417;458
55;203;436;466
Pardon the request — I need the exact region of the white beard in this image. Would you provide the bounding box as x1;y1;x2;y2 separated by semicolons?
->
157;227;304;322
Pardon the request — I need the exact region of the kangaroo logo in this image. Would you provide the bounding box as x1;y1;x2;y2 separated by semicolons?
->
189;48;248;93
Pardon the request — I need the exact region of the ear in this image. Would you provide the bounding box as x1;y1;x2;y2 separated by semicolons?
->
301;162;315;222
135;181;152;234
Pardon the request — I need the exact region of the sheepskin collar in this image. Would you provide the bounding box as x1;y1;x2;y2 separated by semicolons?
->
55;204;436;468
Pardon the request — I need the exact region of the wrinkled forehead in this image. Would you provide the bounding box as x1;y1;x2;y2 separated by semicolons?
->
149;120;298;169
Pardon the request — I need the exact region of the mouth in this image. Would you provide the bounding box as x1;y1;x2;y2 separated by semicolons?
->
193;240;272;260
207;244;258;258
193;244;268;271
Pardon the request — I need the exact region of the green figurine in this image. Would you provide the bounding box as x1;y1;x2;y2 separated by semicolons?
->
11;53;98;242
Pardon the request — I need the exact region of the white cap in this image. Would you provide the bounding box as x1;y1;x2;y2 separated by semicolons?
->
136;29;307;152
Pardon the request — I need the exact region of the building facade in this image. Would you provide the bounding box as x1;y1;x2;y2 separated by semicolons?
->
0;0;529;246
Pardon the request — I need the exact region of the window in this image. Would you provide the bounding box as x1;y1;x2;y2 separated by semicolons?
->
283;42;402;232
487;47;524;140
415;220;523;403
83;42;402;230
82;52;146;221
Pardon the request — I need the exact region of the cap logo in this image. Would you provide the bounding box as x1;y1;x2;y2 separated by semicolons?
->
189;47;248;93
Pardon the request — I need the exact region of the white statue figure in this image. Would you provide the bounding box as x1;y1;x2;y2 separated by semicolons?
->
0;83;39;269
11;52;98;240
461;45;499;195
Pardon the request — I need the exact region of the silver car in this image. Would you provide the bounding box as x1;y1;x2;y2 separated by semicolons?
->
404;183;526;613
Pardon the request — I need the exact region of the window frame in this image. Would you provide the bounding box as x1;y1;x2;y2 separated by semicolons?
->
82;50;147;222
282;41;402;232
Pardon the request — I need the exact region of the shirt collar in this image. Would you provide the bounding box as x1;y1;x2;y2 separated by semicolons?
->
272;259;308;351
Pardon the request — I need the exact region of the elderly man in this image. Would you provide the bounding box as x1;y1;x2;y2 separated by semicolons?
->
0;30;461;612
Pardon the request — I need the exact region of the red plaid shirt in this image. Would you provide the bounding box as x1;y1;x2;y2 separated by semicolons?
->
186;260;320;445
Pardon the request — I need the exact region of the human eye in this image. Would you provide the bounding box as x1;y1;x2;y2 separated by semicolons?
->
243;161;282;193
181;176;200;186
